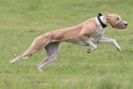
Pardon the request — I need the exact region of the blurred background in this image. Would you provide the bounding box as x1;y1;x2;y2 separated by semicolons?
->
0;0;133;89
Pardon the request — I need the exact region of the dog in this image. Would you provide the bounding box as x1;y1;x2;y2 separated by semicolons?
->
9;13;128;72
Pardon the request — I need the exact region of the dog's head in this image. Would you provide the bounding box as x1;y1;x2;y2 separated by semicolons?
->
104;13;128;29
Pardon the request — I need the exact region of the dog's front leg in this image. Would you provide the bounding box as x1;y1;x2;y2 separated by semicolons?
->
79;26;97;53
99;37;121;51
79;35;97;53
86;40;97;53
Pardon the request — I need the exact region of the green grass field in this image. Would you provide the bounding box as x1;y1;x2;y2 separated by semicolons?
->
0;0;133;89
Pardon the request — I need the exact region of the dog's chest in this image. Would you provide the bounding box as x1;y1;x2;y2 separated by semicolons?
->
72;27;105;46
90;26;105;43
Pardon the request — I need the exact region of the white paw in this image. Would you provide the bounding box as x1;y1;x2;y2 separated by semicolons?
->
87;49;92;53
37;65;44;72
117;47;121;51
9;60;15;64
37;67;43;72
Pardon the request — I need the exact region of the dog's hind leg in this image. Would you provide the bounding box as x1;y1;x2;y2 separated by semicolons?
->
9;51;33;64
37;42;60;72
9;36;51;64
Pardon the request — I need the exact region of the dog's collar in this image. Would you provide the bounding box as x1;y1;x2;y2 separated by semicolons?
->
97;13;107;28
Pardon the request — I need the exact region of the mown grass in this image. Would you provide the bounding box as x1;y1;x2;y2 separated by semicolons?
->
0;0;133;89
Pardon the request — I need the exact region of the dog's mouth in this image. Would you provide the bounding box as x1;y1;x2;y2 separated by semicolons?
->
110;21;128;29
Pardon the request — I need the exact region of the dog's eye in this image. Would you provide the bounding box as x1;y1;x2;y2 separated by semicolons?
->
116;17;119;20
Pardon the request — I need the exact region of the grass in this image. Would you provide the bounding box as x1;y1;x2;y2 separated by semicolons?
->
0;0;133;89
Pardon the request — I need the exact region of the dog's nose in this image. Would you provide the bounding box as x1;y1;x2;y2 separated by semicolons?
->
123;21;128;26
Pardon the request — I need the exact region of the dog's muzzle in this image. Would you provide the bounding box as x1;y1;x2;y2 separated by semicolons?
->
118;21;128;29
111;21;128;29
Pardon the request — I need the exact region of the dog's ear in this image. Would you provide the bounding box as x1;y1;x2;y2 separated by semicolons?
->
104;12;111;23
104;12;110;16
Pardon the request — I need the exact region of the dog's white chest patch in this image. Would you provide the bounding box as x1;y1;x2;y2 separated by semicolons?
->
89;17;106;43
90;26;105;43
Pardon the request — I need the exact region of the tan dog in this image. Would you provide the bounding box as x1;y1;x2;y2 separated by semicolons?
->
9;13;128;72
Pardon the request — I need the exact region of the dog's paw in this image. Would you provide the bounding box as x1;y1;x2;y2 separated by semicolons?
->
9;60;15;64
37;68;43;72
87;49;92;53
117;47;121;51
37;66;43;72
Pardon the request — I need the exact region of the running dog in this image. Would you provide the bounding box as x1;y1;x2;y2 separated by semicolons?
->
9;13;128;72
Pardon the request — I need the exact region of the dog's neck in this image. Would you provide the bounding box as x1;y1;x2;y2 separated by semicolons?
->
96;16;107;28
